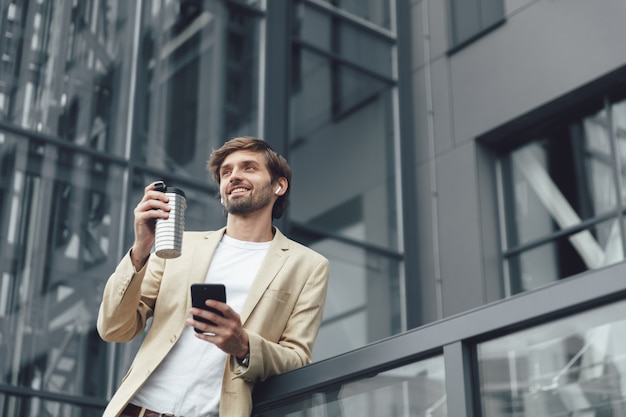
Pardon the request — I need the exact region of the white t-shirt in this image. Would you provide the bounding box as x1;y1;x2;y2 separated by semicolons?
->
132;234;271;417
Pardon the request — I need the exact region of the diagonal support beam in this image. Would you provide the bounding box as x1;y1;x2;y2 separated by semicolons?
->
514;147;605;269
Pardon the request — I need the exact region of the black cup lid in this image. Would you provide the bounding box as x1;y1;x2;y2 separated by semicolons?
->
165;187;185;197
154;181;185;198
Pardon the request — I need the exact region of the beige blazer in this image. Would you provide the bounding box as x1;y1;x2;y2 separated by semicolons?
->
97;227;329;417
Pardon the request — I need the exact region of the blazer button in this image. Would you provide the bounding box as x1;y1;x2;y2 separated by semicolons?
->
170;335;177;343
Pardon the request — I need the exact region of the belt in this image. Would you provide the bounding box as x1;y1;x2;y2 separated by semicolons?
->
122;403;177;417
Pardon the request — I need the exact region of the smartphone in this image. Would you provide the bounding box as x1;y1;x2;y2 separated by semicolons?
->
190;283;227;333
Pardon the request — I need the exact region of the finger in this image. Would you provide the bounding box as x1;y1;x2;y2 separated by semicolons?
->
136;200;170;216
146;189;170;203
186;316;218;335
189;308;224;328
195;332;217;343
146;181;166;193
137;191;170;210
139;182;169;205
134;193;171;217
204;300;235;318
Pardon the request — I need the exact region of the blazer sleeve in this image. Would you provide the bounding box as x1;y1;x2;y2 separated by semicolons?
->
97;251;165;342
230;255;330;382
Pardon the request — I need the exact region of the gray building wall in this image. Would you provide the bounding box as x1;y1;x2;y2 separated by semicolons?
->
409;0;626;319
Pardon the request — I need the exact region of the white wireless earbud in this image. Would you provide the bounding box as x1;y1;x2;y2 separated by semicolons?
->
275;186;282;195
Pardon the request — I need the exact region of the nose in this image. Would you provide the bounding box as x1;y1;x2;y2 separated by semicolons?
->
228;166;245;183
228;167;244;184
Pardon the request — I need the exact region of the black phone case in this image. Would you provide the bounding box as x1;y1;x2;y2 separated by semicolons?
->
190;283;227;333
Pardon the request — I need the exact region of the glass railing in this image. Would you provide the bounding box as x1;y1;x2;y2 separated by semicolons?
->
252;261;626;417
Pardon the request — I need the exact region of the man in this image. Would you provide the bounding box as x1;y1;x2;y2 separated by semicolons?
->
97;137;330;417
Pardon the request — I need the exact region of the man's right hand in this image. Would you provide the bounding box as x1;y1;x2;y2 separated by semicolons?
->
130;181;171;270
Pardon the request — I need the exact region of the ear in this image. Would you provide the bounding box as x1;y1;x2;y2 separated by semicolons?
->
274;177;288;196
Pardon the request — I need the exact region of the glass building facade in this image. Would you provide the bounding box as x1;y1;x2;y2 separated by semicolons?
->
1;0;626;416
0;0;402;414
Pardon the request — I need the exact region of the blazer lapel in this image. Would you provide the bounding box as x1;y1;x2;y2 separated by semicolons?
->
240;228;290;324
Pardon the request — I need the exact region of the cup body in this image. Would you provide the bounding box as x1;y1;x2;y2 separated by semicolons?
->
155;187;186;258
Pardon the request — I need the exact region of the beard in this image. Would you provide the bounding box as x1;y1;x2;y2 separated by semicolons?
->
224;181;273;216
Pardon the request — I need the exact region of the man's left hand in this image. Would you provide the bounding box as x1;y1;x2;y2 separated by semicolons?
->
186;300;249;360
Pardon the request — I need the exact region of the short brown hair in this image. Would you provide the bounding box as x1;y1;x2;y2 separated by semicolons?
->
207;137;292;219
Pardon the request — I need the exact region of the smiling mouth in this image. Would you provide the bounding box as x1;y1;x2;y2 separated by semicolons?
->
229;187;249;195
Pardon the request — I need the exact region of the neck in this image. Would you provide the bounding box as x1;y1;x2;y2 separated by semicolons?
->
225;214;274;242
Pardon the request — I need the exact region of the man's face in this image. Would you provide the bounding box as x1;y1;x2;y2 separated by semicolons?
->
219;150;274;216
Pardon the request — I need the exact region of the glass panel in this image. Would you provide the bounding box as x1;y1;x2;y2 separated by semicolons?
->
297;4;393;78
0;1;138;156
450;0;481;46
254;356;447;417
136;0;261;180
613;97;626;203
505;218;624;294
584;107;620;215
449;0;504;47
481;0;505;29
317;0;393;29
295;3;331;51
478;300;626;417
289;49;397;250
338;19;393;80
0;134;124;398
503;113;618;248
0;394;105;417
230;0;264;9
291;232;402;360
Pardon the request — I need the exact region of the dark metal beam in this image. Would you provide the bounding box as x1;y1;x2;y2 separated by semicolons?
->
395;0;422;329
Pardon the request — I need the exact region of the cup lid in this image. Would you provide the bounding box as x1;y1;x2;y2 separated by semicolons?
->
165;187;186;198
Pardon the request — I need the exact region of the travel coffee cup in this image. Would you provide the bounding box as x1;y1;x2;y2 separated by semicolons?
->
154;181;186;259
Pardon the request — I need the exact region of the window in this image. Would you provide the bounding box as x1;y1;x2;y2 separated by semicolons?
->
288;0;401;360
498;94;626;295
448;0;504;49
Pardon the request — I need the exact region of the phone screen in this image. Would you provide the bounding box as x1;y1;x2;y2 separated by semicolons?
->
190;283;227;333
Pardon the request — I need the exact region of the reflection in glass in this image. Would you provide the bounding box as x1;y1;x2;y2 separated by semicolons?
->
0;1;137;156
478;300;626;417
501;98;626;293
137;0;261;180
0;135;124;399
612;99;626;203
291;232;401;360
317;0;393;29
0;394;105;417
506;218;624;293
289;0;399;356
295;4;393;78
505;130;617;249
289;48;397;250
254;356;446;417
